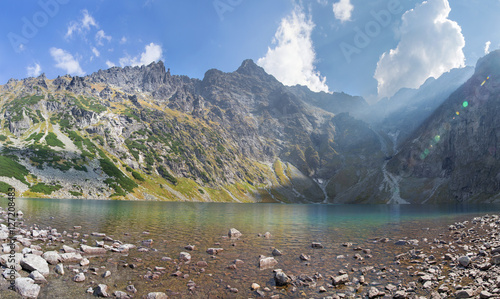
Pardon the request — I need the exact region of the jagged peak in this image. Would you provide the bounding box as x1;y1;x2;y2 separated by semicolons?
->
475;49;500;77
235;59;270;78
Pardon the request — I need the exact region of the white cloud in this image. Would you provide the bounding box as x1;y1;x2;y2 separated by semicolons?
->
119;43;163;67
27;63;42;77
96;30;112;46
92;47;100;57
120;36;127;44
105;61;115;68
257;6;329;93
66;10;98;39
50;48;85;76
332;0;354;23
374;0;465;99
485;41;491;54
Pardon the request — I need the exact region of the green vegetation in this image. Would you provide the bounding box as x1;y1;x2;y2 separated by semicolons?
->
0;155;29;184
26;132;44;143
0;135;7;142
131;171;145;182
0;181;13;194
73;96;107;114
99;158;137;196
45;132;65;148
30;183;62;195
69;191;83;197
157;165;178;185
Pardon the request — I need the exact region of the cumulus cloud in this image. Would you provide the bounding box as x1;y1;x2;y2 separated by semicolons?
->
119;43;163;67
96;30;112;46
50;48;85;76
485;41;491;54
332;0;354;22
374;0;465;99
66;9;98;39
120;37;127;44
257;6;329;93
105;60;115;68
27;63;42;77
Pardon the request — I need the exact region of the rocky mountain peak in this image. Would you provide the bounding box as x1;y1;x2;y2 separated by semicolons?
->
235;59;272;79
475;49;500;78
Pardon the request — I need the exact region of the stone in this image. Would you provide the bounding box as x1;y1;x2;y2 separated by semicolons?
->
368;287;384;298
394;240;408;245
332;274;349;285
80;258;90;266
60;252;83;262
62;245;77;253
272;248;282;256
274;269;291;286
0;253;23;271
311;242;323;248
458;256;470;267
184;245;195;251
229;288;238;293
196;261;208;267
55;264;65;275
319;286;327;292
251;283;260;290
28;270;47;284
114;291;132;299
179;252;191;262
42;251;61;265
259;256;278;269
206;248;223;255
299;253;310;261
81;244;106;254
480;291;493;299
21;254;50;276
264;232;272;238
228;228;242;238
3;268;21;279
455;289;474;298
146;292;168;299
126;284;137;293
15;277;40;298
491;254;500;265
393;290;408;299
94;284;110;297
141;239;154;246
102;270;111;278
73;272;85;282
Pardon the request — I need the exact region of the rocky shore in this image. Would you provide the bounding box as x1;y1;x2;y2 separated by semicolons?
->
1;205;500;298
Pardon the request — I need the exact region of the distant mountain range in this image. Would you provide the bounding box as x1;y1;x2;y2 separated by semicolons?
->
1;51;499;203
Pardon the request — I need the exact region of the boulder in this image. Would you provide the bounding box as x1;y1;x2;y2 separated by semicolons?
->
21;254;50;276
60;252;83;262
81;244;106;254
332;274;349;285
146;292;168;299
94;284;110;297
458;256;470;267
206;248;223;255
73;273;85;282
28;270;47;284
259;256;278;269
274;269;291;286
228;228;242;238
42;251;61;265
179;252;191;262
15;277;40;298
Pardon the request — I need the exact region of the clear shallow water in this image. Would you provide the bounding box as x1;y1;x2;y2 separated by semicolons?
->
2;198;500;298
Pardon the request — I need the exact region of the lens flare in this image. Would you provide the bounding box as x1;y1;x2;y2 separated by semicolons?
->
456;111;460;115
481;80;486;86
434;135;441;142
462;101;468;108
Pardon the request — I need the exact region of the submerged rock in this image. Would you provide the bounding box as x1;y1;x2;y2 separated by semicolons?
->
228;228;242;238
259;256;278;269
274;269;291;286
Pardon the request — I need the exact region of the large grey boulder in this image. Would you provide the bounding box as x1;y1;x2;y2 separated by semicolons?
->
15;277;41;298
21;254;50;276
42;251;61;265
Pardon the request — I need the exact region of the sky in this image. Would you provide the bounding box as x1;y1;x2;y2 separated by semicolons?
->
1;0;499;102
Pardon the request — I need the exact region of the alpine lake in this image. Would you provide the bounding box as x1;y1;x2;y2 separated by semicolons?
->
2;198;500;298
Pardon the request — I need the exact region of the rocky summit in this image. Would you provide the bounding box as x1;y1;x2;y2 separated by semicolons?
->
1;52;500;203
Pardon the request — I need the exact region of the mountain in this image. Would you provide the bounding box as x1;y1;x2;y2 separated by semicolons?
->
0;60;385;203
386;50;500;203
361;66;475;147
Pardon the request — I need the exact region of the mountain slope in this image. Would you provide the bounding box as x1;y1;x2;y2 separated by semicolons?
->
387;50;500;203
0;60;384;203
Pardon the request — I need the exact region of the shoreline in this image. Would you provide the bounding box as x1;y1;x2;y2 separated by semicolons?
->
1;206;500;298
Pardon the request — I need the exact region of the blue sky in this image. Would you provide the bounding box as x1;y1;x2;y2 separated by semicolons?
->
1;0;499;102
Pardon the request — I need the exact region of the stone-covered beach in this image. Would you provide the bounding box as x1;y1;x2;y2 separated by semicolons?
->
1;204;500;298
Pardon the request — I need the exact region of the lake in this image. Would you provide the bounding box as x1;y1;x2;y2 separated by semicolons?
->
2;198;500;298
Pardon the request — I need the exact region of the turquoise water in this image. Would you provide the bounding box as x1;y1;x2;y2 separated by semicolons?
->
2;198;500;298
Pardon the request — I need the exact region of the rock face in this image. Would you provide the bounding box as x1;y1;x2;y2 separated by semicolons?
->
389;50;500;203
